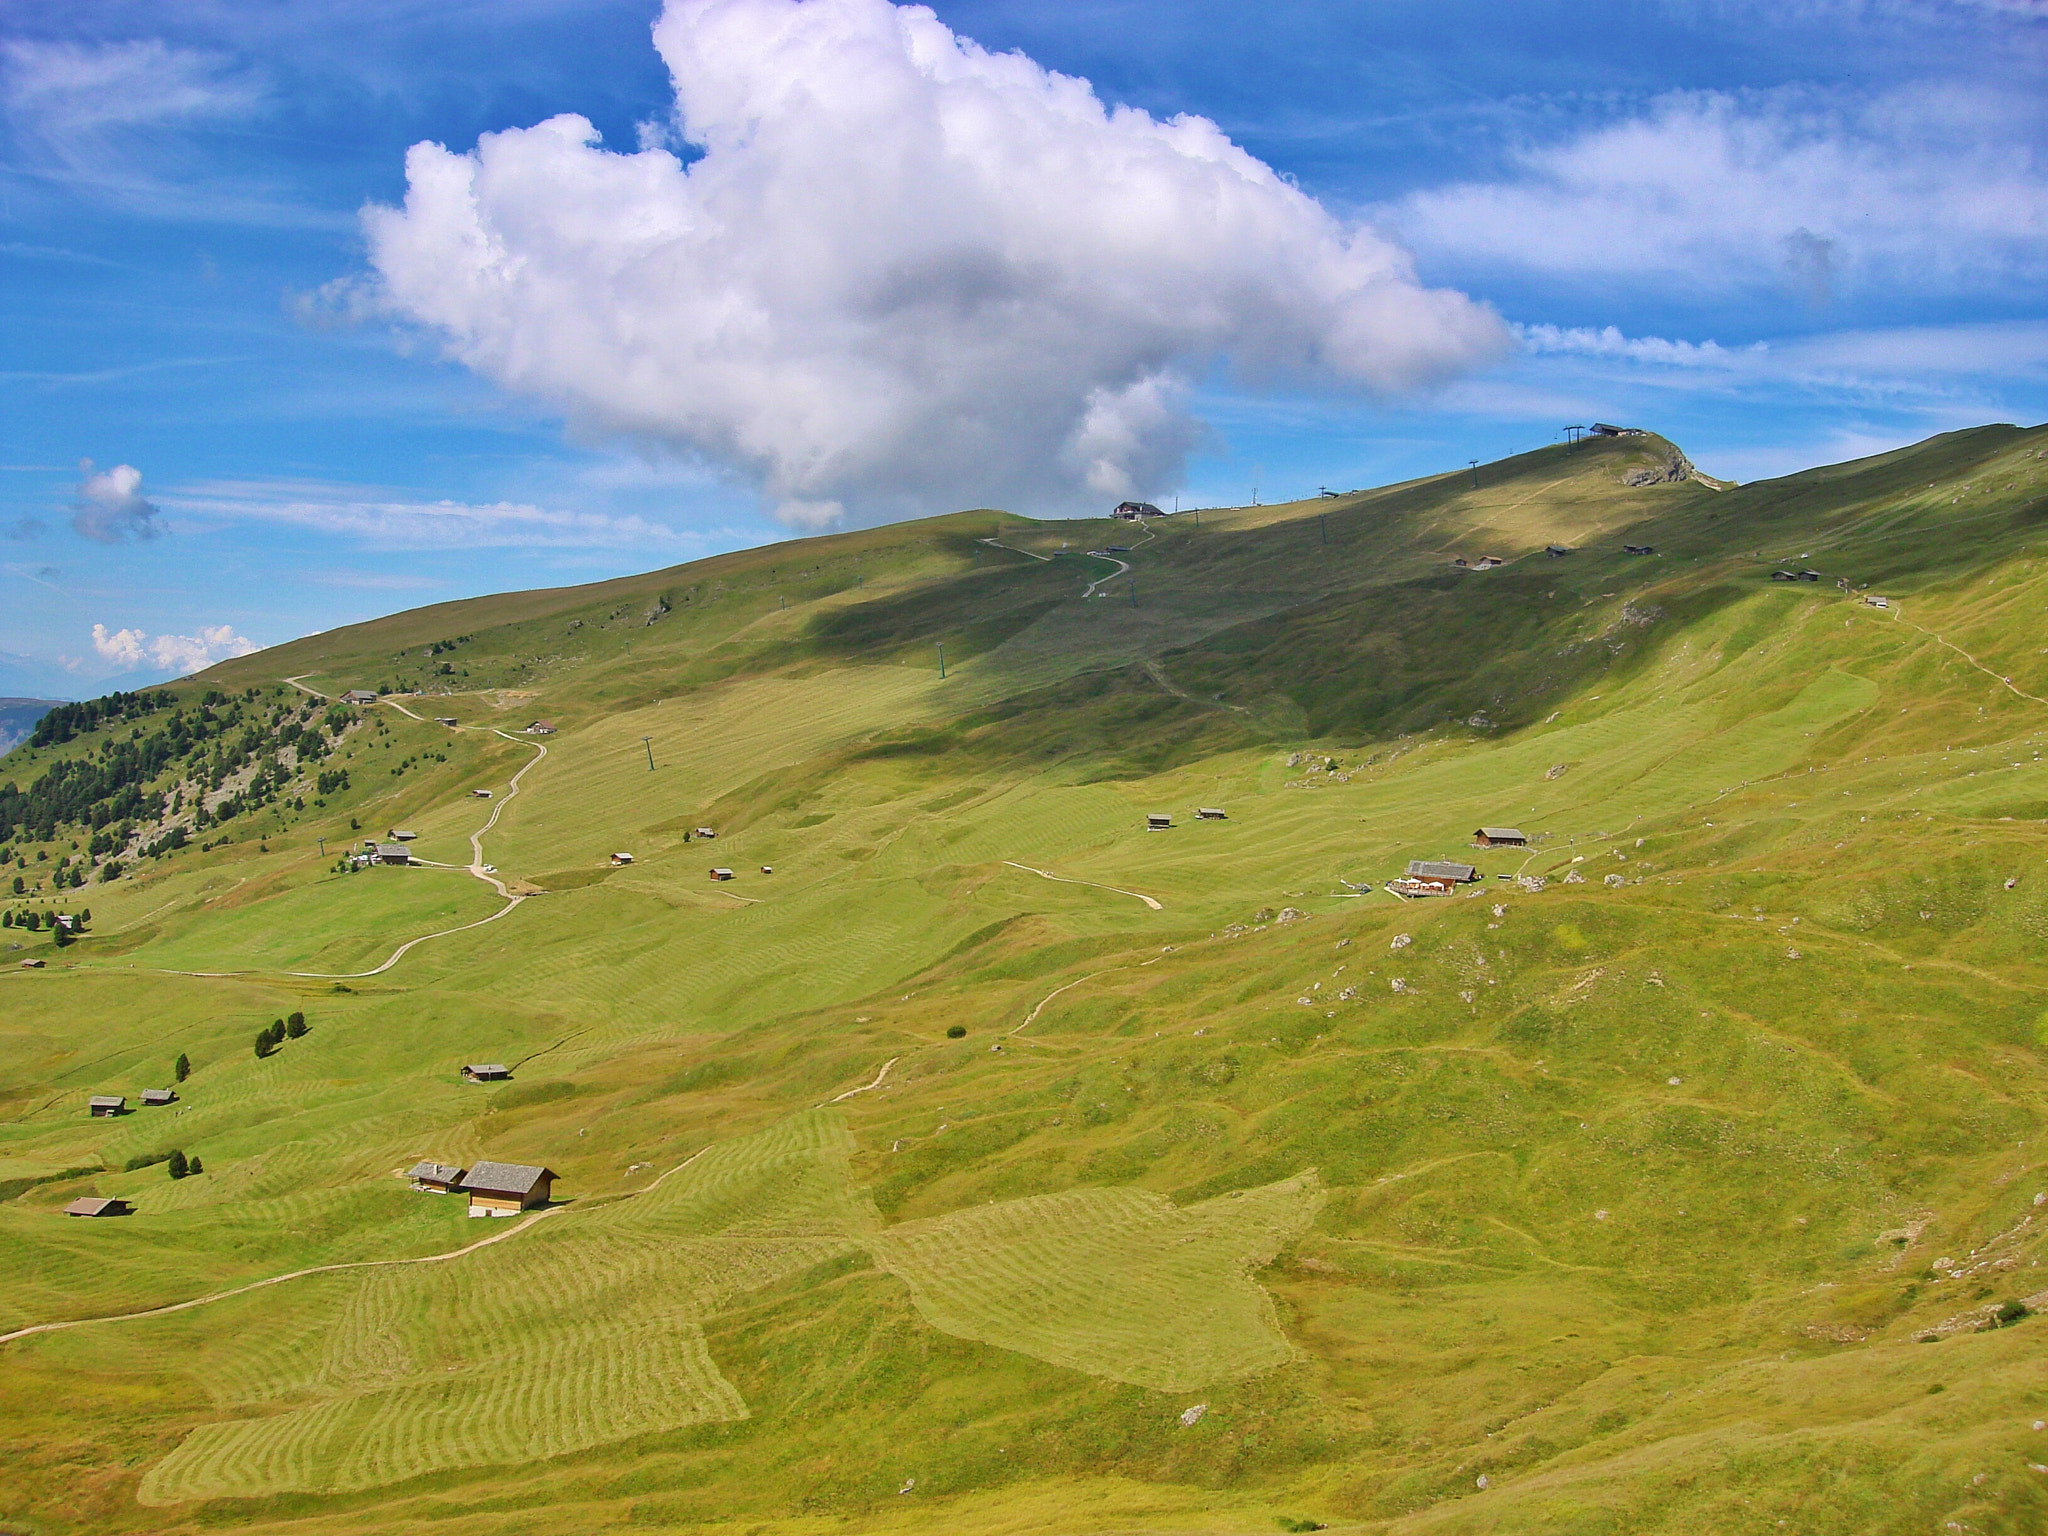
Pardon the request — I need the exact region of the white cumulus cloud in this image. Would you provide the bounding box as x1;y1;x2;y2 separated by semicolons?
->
72;459;166;542
363;0;1507;525
91;622;259;675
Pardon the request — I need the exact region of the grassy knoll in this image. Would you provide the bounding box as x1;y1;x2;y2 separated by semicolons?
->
4;424;2048;1535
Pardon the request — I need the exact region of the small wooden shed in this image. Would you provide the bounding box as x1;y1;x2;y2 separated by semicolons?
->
342;689;378;705
1197;807;1227;820
89;1095;126;1118
373;843;413;865
694;826;716;839
525;720;556;735
709;867;735;881
65;1197;131;1217
462;1063;512;1082
141;1088;177;1106
1473;827;1528;848
1147;814;1173;831
407;1161;466;1193
462;1160;556;1217
610;852;634;865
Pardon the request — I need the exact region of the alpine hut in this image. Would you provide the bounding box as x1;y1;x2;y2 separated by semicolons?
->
1389;859;1480;897
141;1088;177;1106
461;1063;512;1082
408;1161;466;1193
462;1160;556;1217
1473;827;1528;848
64;1197;131;1217
89;1095;126;1118
1147;814;1173;831
1197;807;1228;820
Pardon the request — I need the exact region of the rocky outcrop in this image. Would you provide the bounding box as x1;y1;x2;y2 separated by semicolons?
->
1624;451;1697;487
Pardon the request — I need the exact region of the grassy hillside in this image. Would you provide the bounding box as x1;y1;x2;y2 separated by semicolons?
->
5;424;2048;1535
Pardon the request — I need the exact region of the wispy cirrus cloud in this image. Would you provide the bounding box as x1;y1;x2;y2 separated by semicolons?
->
164;478;690;550
1390;84;2048;298
0;37;335;226
1512;318;2048;393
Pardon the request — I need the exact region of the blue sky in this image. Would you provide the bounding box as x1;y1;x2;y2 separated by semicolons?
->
2;0;2043;697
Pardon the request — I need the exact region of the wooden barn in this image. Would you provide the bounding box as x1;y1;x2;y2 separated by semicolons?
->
65;1197;131;1217
1147;814;1173;830
1197;807;1227;820
341;689;378;705
373;843;413;865
462;1160;556;1217
141;1088;177;1106
1473;827;1528;848
89;1095;125;1118
462;1063;512;1082
408;1161;466;1193
709;867;735;881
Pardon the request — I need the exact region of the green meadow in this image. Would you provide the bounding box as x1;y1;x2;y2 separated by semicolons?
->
4;426;2048;1534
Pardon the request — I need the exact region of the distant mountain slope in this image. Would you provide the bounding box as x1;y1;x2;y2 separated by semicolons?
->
0;697;63;756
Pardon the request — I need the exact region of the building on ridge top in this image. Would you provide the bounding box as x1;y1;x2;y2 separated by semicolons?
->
1112;501;1165;520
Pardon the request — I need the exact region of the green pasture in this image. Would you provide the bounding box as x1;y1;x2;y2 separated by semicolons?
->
2;423;2048;1535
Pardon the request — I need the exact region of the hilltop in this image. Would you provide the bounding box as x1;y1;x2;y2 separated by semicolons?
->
4;422;2048;1536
